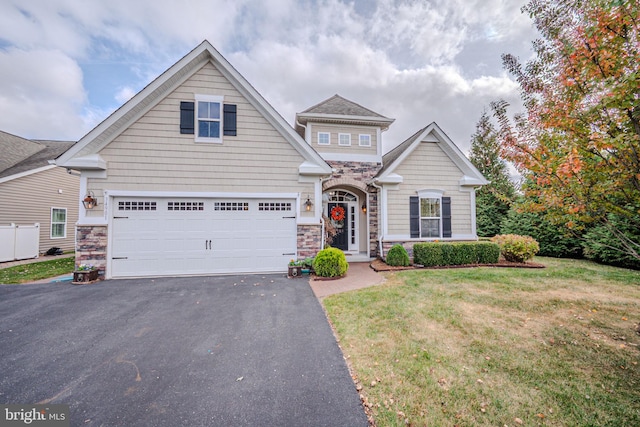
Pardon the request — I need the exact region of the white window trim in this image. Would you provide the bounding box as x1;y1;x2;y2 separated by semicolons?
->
317;131;330;145
50;207;67;239
417;190;444;239
195;94;224;144
338;133;351;146
359;134;371;147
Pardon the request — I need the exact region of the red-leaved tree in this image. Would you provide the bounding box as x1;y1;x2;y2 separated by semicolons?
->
493;0;640;260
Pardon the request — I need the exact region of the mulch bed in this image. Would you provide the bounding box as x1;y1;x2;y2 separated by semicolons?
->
370;258;546;272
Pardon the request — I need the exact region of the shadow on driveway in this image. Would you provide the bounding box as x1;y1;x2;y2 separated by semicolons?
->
0;274;368;426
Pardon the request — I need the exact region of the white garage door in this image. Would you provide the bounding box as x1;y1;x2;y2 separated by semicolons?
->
111;198;297;278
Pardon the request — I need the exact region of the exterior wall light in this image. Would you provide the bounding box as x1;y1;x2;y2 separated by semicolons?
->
362;202;367;214
83;191;98;210
304;195;313;212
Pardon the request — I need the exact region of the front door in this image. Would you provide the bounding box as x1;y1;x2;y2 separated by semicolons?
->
328;202;349;250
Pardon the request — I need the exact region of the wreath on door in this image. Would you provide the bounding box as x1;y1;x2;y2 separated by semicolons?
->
330;205;346;221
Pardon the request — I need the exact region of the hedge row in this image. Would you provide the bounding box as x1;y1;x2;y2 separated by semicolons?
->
412;242;500;267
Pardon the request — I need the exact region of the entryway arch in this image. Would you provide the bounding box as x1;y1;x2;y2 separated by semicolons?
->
323;188;367;254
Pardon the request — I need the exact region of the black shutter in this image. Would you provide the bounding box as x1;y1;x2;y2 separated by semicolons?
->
410;196;420;238
180;102;194;134
442;197;452;238
223;104;237;136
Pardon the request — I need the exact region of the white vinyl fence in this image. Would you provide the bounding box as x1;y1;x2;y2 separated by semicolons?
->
0;223;40;262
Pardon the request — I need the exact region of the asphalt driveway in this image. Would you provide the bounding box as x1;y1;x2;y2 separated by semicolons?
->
0;274;368;426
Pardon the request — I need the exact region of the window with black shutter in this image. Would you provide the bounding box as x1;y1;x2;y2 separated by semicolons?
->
410;194;452;238
180;97;237;141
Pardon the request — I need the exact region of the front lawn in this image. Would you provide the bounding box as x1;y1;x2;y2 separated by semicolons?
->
323;257;640;426
0;257;75;284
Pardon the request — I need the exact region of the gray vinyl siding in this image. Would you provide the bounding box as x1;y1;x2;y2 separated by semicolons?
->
0;167;79;253
88;62;314;210
387;141;472;236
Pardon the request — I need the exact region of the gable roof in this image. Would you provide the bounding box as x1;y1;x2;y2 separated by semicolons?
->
56;40;332;175
0;130;44;173
0;130;74;180
376;122;488;187
296;94;394;131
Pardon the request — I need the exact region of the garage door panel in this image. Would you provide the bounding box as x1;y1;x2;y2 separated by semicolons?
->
111;197;297;278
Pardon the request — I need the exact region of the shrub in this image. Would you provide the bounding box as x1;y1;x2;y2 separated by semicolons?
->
413;243;444;267
476;242;501;264
313;247;349;277
500;206;583;258
413;242;500;266
491;234;540;263
386;244;410;266
582;214;640;270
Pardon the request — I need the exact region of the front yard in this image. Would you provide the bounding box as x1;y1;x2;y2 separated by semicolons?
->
324;258;640;426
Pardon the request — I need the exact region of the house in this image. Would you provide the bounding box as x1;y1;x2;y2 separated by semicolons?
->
55;40;487;279
0;130;78;259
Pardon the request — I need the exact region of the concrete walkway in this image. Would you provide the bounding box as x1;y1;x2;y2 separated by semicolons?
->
309;262;386;298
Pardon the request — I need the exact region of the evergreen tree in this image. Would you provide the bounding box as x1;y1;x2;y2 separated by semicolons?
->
469;111;515;237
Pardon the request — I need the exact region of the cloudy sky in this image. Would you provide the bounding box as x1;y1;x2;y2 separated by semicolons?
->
0;0;537;153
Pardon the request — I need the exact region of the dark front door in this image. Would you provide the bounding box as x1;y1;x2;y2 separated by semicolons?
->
328;202;349;250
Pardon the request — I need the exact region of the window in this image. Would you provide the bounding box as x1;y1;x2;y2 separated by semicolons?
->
359;134;371;147
410;193;451;238
259;202;292;211
180;100;236;138
118;201;157;211
338;133;351;146
168;201;204;211
318;132;330;145
214;202;249;211
196;96;223;142
51;208;67;239
420;198;441;238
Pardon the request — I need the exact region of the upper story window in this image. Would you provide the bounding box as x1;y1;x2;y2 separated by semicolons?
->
318;132;330;145
359;134;371;147
180;96;237;142
196;95;223;143
338;133;351;146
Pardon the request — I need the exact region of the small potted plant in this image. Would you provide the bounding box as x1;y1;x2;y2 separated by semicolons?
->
288;259;304;278
73;263;99;284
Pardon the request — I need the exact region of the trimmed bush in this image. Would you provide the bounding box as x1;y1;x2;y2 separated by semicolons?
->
313;247;349;277
491;234;540;263
476;242;501;264
413;242;500;267
413;243;444;267
386;244;410;266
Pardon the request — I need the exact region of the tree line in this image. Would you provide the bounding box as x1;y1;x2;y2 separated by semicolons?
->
470;0;639;269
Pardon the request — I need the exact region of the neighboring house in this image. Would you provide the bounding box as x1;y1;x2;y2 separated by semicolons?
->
0;130;78;256
55;40;487;279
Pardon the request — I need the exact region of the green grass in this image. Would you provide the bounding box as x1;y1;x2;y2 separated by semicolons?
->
0;257;75;284
324;257;640;426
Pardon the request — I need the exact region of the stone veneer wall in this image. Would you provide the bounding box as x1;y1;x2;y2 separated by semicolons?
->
325;160;382;258
76;225;108;278
297;224;322;259
327;161;381;185
381;241;416;261
368;189;379;257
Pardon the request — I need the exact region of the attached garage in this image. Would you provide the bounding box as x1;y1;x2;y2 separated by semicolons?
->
110;196;297;278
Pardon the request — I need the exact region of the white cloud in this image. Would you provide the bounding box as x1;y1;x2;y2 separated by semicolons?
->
0;0;535;151
114;86;137;104
0;48;89;139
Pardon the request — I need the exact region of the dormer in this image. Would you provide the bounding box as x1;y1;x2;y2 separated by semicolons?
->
295;95;395;163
